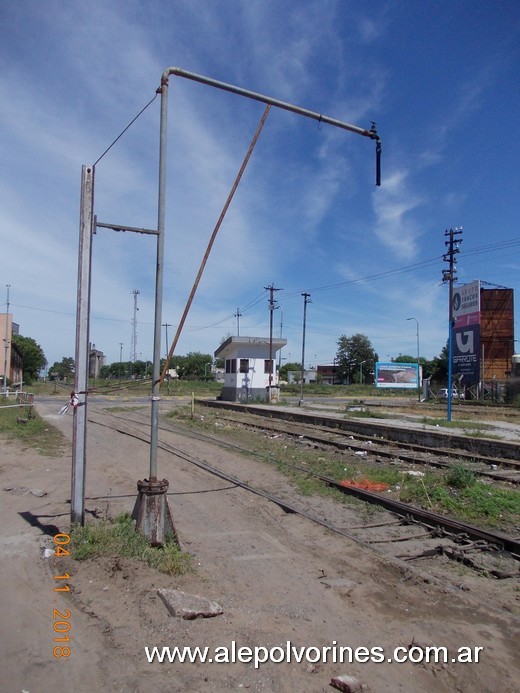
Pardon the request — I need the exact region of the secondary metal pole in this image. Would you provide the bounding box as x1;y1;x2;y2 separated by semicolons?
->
71;165;94;525
149;80;168;482
132;75;178;546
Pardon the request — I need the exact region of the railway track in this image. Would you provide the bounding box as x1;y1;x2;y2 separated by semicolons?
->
197;410;520;485
88;406;520;580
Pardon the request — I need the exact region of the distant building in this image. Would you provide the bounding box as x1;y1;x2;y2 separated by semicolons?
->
214;336;287;402
89;344;106;379
0;313;22;388
316;364;337;385
287;368;318;385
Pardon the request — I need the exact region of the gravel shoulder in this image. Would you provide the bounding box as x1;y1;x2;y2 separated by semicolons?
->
0;396;518;692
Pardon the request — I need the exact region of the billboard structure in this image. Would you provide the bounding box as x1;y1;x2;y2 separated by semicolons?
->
375;362;419;389
480;288;514;380
452;280;481;383
451;281;514;384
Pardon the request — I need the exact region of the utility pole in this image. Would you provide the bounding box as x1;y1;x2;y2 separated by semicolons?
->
130;289;140;363
119;342;124;385
442;227;463;422
2;284;10;395
299;292;311;405
162;322;171;394
265;285;281;400
71;164;94;526
277;305;284;385
234;308;242;336
162;322;171;366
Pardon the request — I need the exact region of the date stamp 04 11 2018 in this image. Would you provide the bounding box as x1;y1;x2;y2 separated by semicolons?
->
52;532;72;658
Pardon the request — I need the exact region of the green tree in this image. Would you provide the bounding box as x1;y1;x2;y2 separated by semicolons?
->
336;334;378;384
48;357;75;381
171;352;213;379
428;341;449;384
280;361;302;382
11;334;47;384
394;354;416;363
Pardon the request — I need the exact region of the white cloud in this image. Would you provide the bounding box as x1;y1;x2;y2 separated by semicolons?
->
372;169;424;260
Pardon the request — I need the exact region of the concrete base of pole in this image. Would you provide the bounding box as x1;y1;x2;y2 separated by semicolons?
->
132;478;179;547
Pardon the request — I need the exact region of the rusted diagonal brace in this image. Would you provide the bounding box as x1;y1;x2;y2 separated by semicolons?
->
159;105;271;385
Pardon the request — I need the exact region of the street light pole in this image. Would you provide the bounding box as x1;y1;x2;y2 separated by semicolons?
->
407;317;420;402
119;342;123;385
359;360;366;385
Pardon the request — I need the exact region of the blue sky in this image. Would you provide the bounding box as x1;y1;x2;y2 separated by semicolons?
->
1;0;519;371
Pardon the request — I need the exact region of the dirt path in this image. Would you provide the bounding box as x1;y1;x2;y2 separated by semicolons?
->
0;397;518;692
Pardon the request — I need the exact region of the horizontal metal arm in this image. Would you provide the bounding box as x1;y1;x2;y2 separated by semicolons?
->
95;221;159;236
162;67;380;142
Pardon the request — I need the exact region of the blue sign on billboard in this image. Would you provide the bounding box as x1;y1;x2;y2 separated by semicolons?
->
452;324;480;383
375;362;419;389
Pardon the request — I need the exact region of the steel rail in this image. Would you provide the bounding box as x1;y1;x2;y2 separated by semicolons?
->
209;411;520;484
199;399;520;462
90;410;520;559
316;474;520;556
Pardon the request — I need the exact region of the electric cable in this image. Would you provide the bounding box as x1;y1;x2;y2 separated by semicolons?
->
93;92;158;167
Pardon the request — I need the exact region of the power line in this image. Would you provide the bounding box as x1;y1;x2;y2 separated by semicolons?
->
93;92;159;166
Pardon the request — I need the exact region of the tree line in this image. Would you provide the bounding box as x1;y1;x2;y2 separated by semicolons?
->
280;333;448;385
10;331;448;388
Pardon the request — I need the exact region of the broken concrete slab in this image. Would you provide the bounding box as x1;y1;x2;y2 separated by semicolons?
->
157;588;223;620
330;674;362;692
320;577;357;590
30;488;47;497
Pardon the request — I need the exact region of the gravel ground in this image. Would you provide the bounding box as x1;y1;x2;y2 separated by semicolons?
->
0;395;518;693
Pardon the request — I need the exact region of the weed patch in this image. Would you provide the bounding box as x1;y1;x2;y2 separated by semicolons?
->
71;514;191;575
0;404;68;456
399;473;519;528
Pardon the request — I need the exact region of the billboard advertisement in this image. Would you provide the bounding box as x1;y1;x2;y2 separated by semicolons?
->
452;280;481;383
452;280;480;327
375;362;419;389
453;324;480;382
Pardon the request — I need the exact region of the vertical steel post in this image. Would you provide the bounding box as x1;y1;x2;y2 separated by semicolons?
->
71;165;94;525
132;77;178;547
149;79;169;481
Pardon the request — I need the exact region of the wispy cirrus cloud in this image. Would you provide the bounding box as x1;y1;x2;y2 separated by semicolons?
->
371;169;425;260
